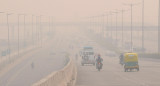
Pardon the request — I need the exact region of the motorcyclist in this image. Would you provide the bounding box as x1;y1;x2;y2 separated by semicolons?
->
96;54;103;69
119;53;124;65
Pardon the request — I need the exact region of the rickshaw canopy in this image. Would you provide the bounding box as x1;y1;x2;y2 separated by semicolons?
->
124;53;138;62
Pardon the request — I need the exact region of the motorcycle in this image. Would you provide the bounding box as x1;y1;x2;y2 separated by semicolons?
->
97;62;102;71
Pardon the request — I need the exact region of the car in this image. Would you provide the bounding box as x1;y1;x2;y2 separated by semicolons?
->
81;46;95;66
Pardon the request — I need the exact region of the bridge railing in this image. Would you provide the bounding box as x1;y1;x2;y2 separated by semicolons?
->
32;55;77;86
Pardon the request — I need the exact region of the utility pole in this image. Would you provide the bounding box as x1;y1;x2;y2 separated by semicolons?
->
90;17;92;31
18;14;25;56
32;15;34;47
102;14;105;38
6;13;13;61
131;4;133;52
142;0;144;52
123;3;139;52
122;9;124;48
40;15;43;48
17;14;20;56
158;0;160;53
116;12;118;43
106;14;109;37
112;10;119;44
24;15;26;48
110;12;113;39
93;16;96;33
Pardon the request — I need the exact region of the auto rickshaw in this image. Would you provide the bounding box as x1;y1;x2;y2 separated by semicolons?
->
124;52;139;72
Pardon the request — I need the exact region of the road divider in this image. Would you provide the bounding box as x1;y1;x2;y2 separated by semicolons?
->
32;54;77;86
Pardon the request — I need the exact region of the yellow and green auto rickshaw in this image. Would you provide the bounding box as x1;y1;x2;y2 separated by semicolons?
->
124;52;139;72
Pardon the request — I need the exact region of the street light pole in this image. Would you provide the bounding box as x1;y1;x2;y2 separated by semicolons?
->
106;14;109;37
40;15;43;48
142;0;144;52
32;15;34;47
17;14;24;56
122;9;124;48
112;10;119;44
116;12;118;43
36;16;38;47
131;4;133;52
18;15;19;56
6;13;13;61
110;12;113;39
158;0;160;53
23;15;26;48
102;14;105;38
123;2;141;52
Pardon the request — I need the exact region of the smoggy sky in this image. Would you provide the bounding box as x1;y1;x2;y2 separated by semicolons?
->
0;0;159;25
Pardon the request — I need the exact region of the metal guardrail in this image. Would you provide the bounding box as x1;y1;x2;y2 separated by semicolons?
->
32;55;77;86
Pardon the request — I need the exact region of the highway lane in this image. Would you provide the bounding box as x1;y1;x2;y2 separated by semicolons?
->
75;41;160;86
1;26;159;86
0;27;74;86
74;28;160;86
76;55;160;86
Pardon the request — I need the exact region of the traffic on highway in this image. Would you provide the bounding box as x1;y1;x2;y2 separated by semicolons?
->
0;0;160;86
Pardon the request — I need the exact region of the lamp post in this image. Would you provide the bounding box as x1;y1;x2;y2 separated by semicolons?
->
104;13;109;38
142;0;145;52
23;14;26;48
109;11;113;39
6;13;13;61
158;0;160;53
17;14;21;56
92;16;96;33
112;10;119;44
120;9;130;48
123;3;133;52
18;14;26;56
40;15;43;48
36;16;40;47
0;12;4;61
101;14;105;38
36;16;38;47
123;3;140;52
32;15;34;47
121;9;124;48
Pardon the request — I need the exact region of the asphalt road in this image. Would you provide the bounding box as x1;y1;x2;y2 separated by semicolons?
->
0;28;72;86
75;33;160;86
1;26;159;86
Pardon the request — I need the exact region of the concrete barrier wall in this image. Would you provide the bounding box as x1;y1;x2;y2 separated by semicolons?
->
32;56;77;86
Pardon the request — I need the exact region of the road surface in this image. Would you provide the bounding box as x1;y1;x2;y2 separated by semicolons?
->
0;27;73;86
75;30;160;86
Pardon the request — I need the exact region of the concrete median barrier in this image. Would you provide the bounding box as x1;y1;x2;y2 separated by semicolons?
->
32;56;77;86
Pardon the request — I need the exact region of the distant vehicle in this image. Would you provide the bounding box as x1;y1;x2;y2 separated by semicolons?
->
81;46;95;66
124;53;139;72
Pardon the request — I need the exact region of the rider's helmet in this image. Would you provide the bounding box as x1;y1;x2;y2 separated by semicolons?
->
98;54;101;59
